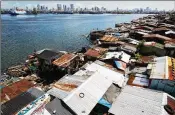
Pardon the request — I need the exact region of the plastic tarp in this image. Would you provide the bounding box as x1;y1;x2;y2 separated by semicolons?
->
98;98;112;108
114;60;127;71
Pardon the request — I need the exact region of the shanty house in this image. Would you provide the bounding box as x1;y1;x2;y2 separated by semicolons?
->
1;87;45;115
143;34;172;44
36;49;64;65
148;56;175;97
52;53;79;73
139;42;166;56
152;27;170;35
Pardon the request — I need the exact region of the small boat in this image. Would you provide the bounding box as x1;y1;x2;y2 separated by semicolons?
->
10;9;27;15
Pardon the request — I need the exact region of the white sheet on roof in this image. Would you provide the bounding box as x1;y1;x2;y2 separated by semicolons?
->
102;51;131;63
149;56;169;80
84;62;124;87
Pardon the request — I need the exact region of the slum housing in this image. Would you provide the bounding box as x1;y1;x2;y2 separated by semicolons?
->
1;14;175;115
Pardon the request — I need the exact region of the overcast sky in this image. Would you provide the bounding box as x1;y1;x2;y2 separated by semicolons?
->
2;1;175;11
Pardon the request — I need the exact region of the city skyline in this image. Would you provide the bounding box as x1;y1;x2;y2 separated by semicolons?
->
2;1;175;11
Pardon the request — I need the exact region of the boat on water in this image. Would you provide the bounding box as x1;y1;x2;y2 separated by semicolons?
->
10;9;27;15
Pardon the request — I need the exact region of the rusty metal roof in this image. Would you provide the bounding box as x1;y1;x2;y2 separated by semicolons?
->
52;53;77;68
47;74;89;99
1;79;34;104
1;87;45;115
168;57;175;80
100;35;119;42
143;34;172;41
167;96;175;111
84;47;107;58
137;56;155;64
153;27;169;32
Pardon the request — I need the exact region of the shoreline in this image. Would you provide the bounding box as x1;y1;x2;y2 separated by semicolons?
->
1;14;148;73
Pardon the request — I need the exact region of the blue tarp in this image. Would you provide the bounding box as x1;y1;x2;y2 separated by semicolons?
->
98;98;112;108
115;32;121;36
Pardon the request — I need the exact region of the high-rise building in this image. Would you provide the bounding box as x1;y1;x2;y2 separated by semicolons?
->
94;6;100;12
70;4;74;11
37;4;40;11
117;7;119;12
63;5;67;11
57;4;62;11
45;7;48;11
26;6;28;11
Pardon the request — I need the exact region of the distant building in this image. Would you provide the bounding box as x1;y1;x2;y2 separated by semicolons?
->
45;7;48;11
37;4;40;11
94;6;100;12
63;5;67;11
57;4;62;11
26;6;28;11
70;4;74;11
101;7;106;12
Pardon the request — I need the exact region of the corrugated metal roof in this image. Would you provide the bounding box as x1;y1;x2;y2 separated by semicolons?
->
1;79;34;104
127;75;149;88
102;51;131;63
1;87;44;115
121;44;137;52
137;56;155;64
47;87;70;100
109;85;170;115
17;94;50;115
47;75;90;99
84;47;107;58
63;71;122;115
153;27;169;32
100;35;118;42
143;42;164;49
37;49;64;61
167;96;175;111
81;62;125;87
143;34;172;41
149;56;175;80
45;98;76;115
136;31;149;35
165;30;175;35
52;53;77;68
94;60;124;74
62;61;124;115
1;92;36;115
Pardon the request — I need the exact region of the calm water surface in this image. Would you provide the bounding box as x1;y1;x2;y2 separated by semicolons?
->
1;14;148;72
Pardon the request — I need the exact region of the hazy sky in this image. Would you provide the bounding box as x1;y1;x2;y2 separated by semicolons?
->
2;1;175;11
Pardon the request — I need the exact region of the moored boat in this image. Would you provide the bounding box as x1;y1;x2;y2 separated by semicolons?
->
10;9;27;15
